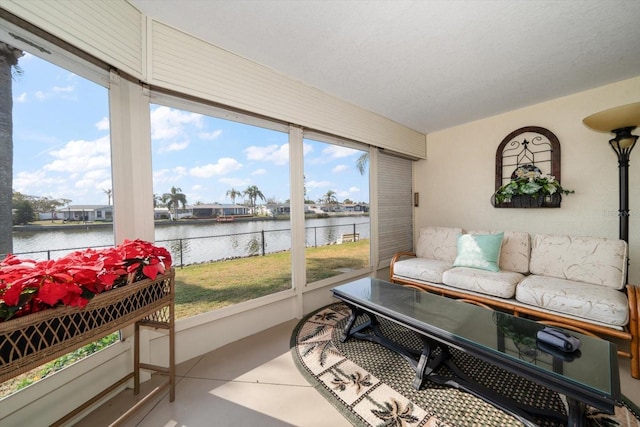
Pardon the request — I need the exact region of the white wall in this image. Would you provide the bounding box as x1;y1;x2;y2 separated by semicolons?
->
415;75;640;283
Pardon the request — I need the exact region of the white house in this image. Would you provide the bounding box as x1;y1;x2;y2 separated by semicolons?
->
58;205;113;222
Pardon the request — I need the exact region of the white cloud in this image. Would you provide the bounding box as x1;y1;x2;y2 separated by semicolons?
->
331;164;348;173
74;177;98;189
251;168;267;176
96;117;109;131
53;85;74;94
303;142;314;155
14;92;27;103
349;186;360;193
159;141;190;153
154;166;188;183
15;136;114;202
307;144;362;166
245;144;289;165
322;145;360;158
82;169;109;181
219;177;250;187
44;136;111;173
189;157;242;178
14;169;59;192
31;81;77;102
188;193;204;204
198;129;223;140
150;106;203;140
153;169;171;181
306;180;331;188
95;179;113;192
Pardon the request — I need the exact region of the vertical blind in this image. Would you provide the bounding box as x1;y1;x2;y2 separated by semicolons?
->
377;151;414;265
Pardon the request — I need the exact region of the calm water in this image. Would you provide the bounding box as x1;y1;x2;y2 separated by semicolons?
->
13;216;370;265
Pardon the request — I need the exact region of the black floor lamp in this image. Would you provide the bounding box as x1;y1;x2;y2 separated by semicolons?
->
583;102;640;244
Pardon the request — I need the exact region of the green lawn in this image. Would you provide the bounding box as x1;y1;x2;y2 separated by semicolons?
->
174;239;369;318
0;239;369;397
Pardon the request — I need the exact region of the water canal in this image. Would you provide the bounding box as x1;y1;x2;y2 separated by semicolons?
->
13;216;370;266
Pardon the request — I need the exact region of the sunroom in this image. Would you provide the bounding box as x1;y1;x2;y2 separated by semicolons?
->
0;1;639;426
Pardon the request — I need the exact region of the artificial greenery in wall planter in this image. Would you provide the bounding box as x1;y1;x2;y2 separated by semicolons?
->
492;165;574;208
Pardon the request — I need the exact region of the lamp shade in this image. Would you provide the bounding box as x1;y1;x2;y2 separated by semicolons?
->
583;102;640;133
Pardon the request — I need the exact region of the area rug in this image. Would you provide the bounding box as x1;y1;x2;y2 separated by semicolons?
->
291;303;640;427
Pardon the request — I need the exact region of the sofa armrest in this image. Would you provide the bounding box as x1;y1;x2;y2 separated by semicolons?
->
389;251;416;279
627;284;640;378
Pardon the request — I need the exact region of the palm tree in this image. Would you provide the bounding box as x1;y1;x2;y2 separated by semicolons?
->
322;190;338;207
162;186;187;221
103;188;112;205
356;152;369;175
243;185;265;215
0;42;23;256
226;188;242;205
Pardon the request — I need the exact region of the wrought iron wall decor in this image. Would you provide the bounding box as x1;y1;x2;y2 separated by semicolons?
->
493;126;562;208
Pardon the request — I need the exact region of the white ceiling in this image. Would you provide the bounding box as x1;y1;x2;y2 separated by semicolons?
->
130;0;640;135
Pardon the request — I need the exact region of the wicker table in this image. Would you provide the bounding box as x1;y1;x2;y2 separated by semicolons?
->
0;269;175;426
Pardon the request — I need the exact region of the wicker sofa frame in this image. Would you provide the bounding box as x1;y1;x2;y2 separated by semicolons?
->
390;252;640;380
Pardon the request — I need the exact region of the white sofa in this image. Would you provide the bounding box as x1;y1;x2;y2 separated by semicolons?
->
389;226;640;379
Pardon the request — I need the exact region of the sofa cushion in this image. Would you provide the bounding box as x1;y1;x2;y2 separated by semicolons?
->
415;227;462;263
392;257;452;284
499;231;531;274
442;267;523;298
529;234;627;290
453;232;503;272
467;230;530;274
516;275;629;326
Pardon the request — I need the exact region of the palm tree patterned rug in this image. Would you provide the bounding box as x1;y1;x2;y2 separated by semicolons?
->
290;303;640;427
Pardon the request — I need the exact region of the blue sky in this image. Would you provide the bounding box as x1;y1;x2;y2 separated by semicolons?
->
11;53;369;207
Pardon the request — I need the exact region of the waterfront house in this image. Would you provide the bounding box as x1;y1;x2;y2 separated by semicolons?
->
58;205;113;222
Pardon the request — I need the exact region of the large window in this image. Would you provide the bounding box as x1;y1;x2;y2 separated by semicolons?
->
1;34;111;261
148;95;376;317
303;134;371;285
150;96;292;318
0;24;113;397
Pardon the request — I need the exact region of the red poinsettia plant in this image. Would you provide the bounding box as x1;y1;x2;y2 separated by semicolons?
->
0;239;172;322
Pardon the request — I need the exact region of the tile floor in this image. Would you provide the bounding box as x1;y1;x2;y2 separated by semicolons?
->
77;319;640;426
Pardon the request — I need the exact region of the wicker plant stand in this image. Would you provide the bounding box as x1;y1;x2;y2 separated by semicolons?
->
0;269;175;426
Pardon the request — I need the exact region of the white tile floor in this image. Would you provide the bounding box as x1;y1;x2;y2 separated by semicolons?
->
75;319;351;427
77;319;640;426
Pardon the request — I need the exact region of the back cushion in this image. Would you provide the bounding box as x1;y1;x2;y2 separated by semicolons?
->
415;227;462;262
529;234;628;290
500;231;531;274
467;230;530;273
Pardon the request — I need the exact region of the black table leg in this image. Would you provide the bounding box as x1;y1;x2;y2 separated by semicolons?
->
413;336;449;390
341;306;366;342
341;304;424;366
566;397;586;427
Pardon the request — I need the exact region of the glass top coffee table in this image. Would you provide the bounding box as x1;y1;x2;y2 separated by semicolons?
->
331;278;620;427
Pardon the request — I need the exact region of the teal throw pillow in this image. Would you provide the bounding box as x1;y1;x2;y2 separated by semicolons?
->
453;232;504;272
